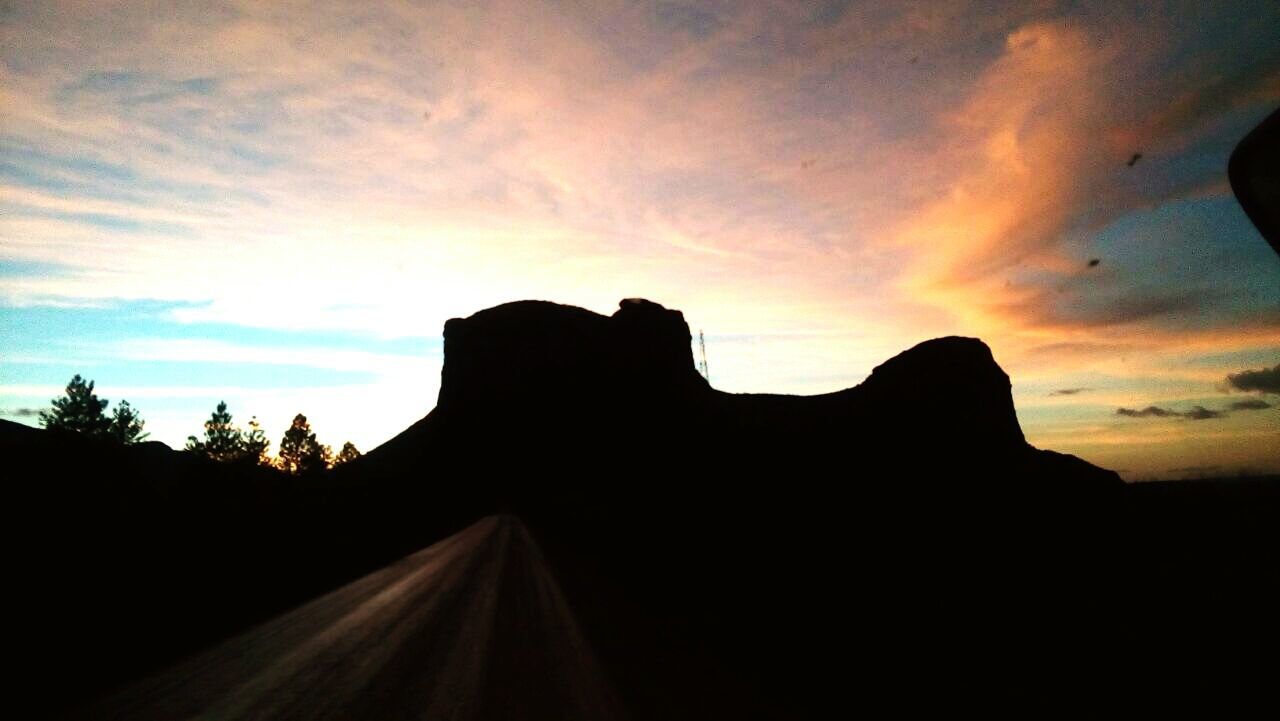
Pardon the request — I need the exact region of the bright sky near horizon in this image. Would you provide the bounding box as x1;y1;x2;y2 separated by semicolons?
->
2;1;1278;480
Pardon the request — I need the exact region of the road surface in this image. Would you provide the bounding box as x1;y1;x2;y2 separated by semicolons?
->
72;516;621;720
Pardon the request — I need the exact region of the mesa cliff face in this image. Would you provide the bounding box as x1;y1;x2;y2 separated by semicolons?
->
437;298;707;416
857;335;1026;451
393;296;1118;490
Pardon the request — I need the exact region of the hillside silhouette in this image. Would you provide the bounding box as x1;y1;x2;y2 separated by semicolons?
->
7;298;1278;717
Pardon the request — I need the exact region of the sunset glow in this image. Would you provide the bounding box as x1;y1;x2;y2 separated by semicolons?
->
2;1;1278;479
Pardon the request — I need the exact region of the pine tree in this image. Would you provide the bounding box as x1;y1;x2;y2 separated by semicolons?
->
107;400;149;444
332;441;362;466
186;401;246;462
241;416;271;467
186;403;275;466
40;374;111;437
277;414;330;475
39;375;146;444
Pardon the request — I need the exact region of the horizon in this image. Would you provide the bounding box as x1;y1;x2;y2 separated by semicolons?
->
3;1;1279;481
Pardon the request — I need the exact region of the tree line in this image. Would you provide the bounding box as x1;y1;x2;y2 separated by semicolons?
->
36;374;361;472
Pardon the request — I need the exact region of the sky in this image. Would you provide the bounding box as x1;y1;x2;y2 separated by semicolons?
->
1;0;1278;480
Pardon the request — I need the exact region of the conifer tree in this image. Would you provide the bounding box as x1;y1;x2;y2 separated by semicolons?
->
186;401;247;462
332;441;362;466
107;400;149;444
40;375;112;437
240;416;271;466
277;413;330;474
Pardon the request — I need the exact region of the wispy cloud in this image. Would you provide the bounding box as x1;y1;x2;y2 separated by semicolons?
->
1117;406;1180;419
1228;398;1272;411
1116;403;1231;421
1182;405;1226;420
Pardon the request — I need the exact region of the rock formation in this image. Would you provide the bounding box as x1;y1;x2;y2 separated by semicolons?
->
365;297;1121;499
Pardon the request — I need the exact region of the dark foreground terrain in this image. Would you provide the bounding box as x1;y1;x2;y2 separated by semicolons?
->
7;298;1278;717
76;516;621;720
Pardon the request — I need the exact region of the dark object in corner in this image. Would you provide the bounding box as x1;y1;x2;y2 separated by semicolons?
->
1229;105;1280;256
1127;152;1142;167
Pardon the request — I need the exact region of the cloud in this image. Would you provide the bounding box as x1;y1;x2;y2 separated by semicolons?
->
1226;364;1280;395
1116;404;1224;420
887;7;1280;368
1166;465;1223;476
0;3;1274;363
1000;288;1222;331
1182;405;1225;420
1050;388;1090;396
106;339;430;377
1228;398;1272;411
1117;406;1178;418
1147;50;1280;141
0;407;41;418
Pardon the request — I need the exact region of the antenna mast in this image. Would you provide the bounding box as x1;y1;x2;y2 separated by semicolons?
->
698;330;710;383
